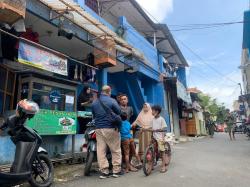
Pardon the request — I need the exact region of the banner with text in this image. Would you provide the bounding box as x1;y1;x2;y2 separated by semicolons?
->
27;109;76;135
18;40;68;76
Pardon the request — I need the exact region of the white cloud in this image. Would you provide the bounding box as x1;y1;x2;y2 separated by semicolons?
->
207;52;226;61
193;71;242;109
135;0;173;22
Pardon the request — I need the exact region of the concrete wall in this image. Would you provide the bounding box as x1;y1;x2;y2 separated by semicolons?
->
0;136;15;164
119;16;159;72
0;134;85;164
242;11;250;93
79;1;116;32
176;67;187;88
243;11;250;49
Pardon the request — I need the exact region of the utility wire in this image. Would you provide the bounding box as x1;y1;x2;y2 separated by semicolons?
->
131;2;240;85
175;38;239;84
189;68;236;86
170;24;229;32
188;68;237;88
131;2;245;33
169;20;245;28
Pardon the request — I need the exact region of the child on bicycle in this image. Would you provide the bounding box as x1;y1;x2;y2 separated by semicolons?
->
151;105;168;173
120;112;141;173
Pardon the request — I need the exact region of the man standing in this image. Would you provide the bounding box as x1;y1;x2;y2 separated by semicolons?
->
119;94;133;122
91;85;122;179
225;109;236;140
205;115;216;138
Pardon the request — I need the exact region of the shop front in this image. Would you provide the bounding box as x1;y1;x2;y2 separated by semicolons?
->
164;78;192;139
0;32;97;163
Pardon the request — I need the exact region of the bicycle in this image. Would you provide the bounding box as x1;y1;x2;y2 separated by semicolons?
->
142;129;171;176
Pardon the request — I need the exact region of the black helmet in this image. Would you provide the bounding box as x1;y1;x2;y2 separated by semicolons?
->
16;99;39;119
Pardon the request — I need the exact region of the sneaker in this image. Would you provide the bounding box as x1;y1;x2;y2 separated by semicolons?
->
112;172;123;178
99;173;110;179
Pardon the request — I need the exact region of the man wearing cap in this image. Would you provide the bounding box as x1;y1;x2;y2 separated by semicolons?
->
91;85;122;179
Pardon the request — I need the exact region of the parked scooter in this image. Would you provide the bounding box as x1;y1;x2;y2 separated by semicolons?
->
83;121;112;176
0;99;54;187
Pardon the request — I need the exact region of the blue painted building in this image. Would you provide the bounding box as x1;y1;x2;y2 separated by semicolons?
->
242;10;250;94
0;0;189;164
96;0;190;135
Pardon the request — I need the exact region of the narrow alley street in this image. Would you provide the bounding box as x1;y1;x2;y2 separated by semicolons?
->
0;1;248;187
56;133;250;187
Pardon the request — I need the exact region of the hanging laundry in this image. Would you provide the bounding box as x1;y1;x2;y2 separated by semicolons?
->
86;67;93;82
80;65;83;82
87;53;95;66
15;28;40;49
91;68;96;82
74;64;78;80
81;65;87;82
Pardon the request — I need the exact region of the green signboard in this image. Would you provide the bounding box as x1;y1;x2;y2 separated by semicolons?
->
27;109;77;135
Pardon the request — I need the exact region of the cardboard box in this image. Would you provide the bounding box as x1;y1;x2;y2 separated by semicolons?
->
0;0;26;24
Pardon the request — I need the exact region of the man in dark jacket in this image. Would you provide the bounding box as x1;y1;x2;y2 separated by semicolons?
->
91;85;122;179
205;116;216;138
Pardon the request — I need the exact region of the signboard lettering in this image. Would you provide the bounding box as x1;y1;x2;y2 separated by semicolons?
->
27;109;76;135
18;41;68;76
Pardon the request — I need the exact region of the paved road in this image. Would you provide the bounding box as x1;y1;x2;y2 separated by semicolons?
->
56;133;250;187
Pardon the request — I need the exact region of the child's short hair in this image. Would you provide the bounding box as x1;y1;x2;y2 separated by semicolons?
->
152;105;162;114
121;112;128;121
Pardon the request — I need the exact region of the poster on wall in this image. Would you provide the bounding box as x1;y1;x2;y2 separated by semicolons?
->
27;109;76;135
18;40;68;76
49;90;62;104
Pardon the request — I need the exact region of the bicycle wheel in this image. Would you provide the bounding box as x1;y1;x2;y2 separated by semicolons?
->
165;142;171;166
143;146;154;176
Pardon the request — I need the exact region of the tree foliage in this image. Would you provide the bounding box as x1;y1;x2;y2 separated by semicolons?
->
198;93;227;123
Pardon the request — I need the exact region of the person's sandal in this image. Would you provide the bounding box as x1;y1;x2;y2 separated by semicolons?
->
160;167;167;173
135;163;142;169
129;167;138;172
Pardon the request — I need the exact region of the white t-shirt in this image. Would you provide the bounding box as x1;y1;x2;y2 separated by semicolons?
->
152;116;167;141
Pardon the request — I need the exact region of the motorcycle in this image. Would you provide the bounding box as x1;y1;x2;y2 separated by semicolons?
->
245;123;250;140
0;99;54;187
83;121;112;176
234;121;246;134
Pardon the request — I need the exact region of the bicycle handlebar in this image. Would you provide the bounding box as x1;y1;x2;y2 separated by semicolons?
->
141;128;168;132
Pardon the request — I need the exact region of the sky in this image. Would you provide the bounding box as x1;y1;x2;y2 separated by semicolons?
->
136;0;249;109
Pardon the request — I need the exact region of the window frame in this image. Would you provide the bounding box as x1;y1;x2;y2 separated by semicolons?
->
18;75;77;112
0;65;16;116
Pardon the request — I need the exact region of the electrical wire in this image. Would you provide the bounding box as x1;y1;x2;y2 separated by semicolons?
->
137;1;245;32
188;68;237;88
170;24;229;32
174;38;239;84
106;1;241;87
169;21;244;28
137;2;240;87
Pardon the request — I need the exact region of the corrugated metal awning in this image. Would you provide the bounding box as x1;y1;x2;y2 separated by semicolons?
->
177;80;192;104
38;0;144;60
